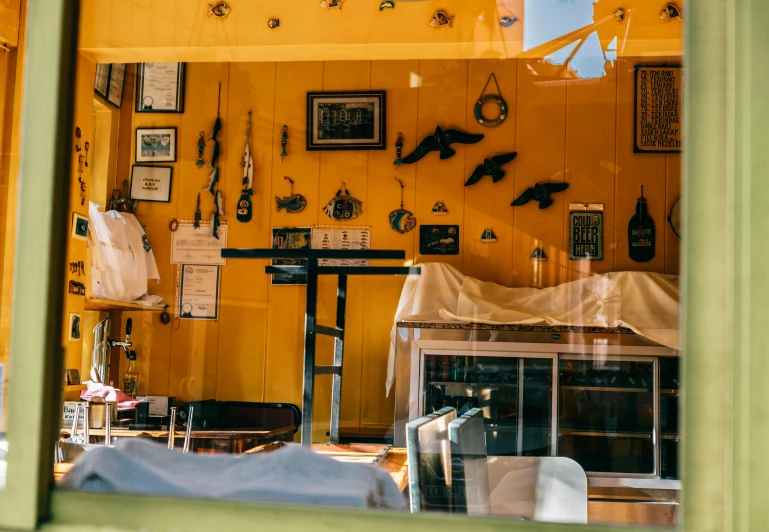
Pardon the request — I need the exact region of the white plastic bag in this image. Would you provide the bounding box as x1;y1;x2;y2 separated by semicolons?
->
87;202;160;302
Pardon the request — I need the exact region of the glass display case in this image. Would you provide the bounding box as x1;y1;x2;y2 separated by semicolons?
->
395;324;680;485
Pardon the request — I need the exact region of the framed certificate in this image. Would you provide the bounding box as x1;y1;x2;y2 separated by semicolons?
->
107;63;126;107
94;64;110;99
178;265;220;320
130;165;173;202
135;62;185;113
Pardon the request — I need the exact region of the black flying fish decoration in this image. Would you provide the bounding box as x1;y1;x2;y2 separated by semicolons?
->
511;182;569;209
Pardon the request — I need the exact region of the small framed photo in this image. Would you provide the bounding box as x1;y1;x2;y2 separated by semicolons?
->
130;165;173;202
94;64;110;99
135;127;177;163
135;62;185;113
107;63;126;107
71;213;89;240
306;91;386;151
68;313;82;341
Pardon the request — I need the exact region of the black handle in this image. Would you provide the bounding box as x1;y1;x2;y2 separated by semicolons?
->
125;318;132;337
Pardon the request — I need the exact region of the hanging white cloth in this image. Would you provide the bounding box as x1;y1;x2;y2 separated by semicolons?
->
88;202;160;302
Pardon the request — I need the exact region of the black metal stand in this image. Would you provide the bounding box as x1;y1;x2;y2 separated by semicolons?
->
222;248;420;446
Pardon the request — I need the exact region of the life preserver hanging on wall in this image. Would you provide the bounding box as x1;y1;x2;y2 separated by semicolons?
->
474;73;508;127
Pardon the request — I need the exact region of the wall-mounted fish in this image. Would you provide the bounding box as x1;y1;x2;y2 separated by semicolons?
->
430;11;454;29
465;152;518;186
397;126;484;164
511;182;569;209
208;2;231;19
210;190;224;239
321;0;344;10
275;176;306;213
379;1;395;10
324;184;362;221
276;195;307;213
500;16;517;27
194;193;202;228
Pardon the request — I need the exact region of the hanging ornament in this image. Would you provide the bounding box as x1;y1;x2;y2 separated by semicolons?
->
324;183;362;221
194;193;202;229
211;190;224;239
431;201;449;216
196;131;206;167
237;108;255;223
209;84;222;142
389;177;416;234
275;176;307;213
395;132;404;163
430;11;454;29
480;228;497;243
628;186;655;262
321;0;344;10
84;141;90;167
475;73;508;127
379;1;395;10
207;2;231;19
530;247;548;262
268;18;280;28
660;3;682;22
205;167;219;195
280;125;288;161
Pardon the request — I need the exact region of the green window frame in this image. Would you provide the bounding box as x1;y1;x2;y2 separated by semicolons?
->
2;0;767;530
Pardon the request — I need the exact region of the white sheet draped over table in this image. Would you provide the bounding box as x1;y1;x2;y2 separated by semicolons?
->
387;262;680;394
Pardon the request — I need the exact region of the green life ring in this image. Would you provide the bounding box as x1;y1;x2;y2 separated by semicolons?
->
475;94;507;127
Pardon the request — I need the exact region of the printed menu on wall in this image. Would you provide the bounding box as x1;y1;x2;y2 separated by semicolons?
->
311;225;371;267
634;65;683;153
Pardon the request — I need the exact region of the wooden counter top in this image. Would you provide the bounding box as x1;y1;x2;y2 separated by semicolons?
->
60;425;296;441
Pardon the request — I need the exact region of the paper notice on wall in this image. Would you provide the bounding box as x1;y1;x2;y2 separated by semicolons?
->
171;222;228;265
312;225;371;266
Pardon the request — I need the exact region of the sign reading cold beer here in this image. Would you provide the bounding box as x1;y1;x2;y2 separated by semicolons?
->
634;65;683;153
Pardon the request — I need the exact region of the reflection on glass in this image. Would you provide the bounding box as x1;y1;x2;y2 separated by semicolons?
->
558;358;655;475
422;355;553;457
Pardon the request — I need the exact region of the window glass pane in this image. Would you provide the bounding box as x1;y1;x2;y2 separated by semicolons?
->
52;0;684;527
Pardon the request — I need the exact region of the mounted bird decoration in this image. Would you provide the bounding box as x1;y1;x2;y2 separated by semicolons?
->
465;152;517;186
511;182;569;209
396;126;484;165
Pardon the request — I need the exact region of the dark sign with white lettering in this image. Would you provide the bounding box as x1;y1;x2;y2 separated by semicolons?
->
570;211;603;260
634;65;683;153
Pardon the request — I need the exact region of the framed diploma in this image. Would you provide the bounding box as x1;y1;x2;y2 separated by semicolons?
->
94;64;110;99
135;62;185;113
130;165;173;202
107;63;126;107
178;265;220;320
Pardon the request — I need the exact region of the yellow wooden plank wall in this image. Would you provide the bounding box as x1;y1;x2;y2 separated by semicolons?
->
115;59;681;436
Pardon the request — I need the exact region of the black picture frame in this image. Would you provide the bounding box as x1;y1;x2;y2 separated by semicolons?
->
135;62;186;113
633;64;683;153
94;63;126;108
135;127;177;163
306;90;386;151
130;165;173;203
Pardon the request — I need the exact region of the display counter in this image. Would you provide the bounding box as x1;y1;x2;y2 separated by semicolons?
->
394;321;680;525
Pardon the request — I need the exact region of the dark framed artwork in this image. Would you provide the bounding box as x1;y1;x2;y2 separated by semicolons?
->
271;227;312;285
135;62;186;113
306;91;386;151
419;225;460;255
135;127;177;163
633;65;683;153
130;165;173;202
94;63;126;108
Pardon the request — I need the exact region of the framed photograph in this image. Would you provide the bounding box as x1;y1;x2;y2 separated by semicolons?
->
130;165;173;202
71;212;89;240
135;127;177;163
135;62;185;113
306;91;386;151
419;225;460;255
107;63;126;107
94;64;110;99
68;313;82;341
271;227;311;285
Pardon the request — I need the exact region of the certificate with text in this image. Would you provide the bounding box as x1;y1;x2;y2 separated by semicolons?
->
178;265;220;320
